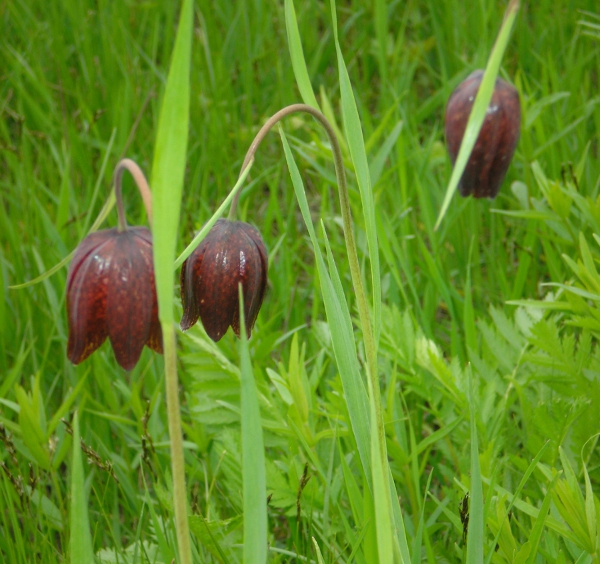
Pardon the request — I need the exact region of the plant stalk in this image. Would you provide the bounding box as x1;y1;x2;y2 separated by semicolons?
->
162;321;192;564
113;158;154;231
230;103;381;463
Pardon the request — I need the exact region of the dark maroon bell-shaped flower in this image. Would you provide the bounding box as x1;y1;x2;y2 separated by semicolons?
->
180;219;268;341
67;227;163;370
445;70;521;198
66;159;162;371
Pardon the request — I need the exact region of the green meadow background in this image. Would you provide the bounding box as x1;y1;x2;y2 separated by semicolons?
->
1;0;600;562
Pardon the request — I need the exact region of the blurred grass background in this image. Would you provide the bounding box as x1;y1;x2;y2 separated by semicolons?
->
1;0;600;562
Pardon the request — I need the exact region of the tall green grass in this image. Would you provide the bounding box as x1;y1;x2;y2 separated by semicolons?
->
1;0;599;562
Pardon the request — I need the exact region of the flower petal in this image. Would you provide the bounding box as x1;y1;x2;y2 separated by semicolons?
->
133;228;163;354
232;224;268;338
106;229;155;370
66;232;115;364
179;219;268;342
180;240;207;331
197;224;240;341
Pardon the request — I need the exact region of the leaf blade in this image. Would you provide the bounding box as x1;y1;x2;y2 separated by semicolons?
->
239;289;268;564
151;0;193;324
69;412;94;564
284;0;320;110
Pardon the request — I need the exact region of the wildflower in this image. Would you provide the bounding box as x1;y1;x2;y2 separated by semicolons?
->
66;159;162;370
445;70;521;198
180;219;268;341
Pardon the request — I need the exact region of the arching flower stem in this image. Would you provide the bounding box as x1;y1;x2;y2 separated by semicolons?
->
113;158;154;232
229;104;380;432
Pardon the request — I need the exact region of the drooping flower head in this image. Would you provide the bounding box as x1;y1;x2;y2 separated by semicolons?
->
66;159;162;370
180;219;268;341
445;70;521;198
67;227;162;370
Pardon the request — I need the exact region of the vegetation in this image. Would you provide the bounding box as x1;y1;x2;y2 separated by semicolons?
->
1;0;599;562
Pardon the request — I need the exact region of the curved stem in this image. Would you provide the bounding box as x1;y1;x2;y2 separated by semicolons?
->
113;158;154;231
231;104;378;418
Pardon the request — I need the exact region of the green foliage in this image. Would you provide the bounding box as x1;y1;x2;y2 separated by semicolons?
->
238;291;268;564
69;412;94;563
1;0;600;563
151;0;193;323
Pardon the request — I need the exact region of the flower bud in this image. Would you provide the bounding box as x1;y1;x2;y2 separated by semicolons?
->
66;227;162;370
180;219;268;341
445;70;521;198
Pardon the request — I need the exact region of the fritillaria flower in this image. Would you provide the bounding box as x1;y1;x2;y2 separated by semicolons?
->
445;70;521;198
180;219;268;341
66;160;162;370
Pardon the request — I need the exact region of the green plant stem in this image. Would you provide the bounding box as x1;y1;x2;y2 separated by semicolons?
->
113;158;154;232
162;321;192;564
230;103;382;465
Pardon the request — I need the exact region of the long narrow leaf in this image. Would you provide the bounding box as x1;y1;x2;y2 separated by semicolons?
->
388;470;412;564
371;393;394;564
466;369;484;564
324;216;412;563
279;127;372;484
483;441;549;564
239;289;268;564
149;3;194;564
523;477;557;564
151;0;193;323
322;221;405;564
69;412;94;564
10;129;117;290
284;0;320;110
330;0;382;344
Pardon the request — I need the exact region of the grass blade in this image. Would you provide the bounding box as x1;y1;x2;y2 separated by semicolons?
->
330;0;382;344
466;367;484;564
9;129;117;290
81;127;118;236
371;394;394;564
523;477;557;564
239;288;267;564
279;126;372;483
388;470;412;564
151;0;193;323
435;0;520;230
284;0;320;110
149;2;194;564
412;471;434;564
374;0;389;85
69;412;94;563
312;537;326;564
483;442;549;564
